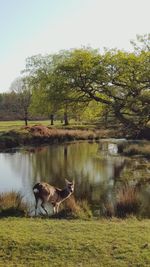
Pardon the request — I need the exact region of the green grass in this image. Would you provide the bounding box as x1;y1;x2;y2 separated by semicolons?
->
0;218;150;267
0;120;97;132
0;120;51;132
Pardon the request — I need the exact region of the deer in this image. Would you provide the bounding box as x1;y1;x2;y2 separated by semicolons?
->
33;179;74;216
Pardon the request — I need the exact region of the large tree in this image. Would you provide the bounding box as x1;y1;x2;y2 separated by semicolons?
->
25;52;90;125
55;47;150;134
23;36;150;134
130;34;150;53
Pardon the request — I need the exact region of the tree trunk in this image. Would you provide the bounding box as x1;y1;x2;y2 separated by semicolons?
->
50;114;54;125
24;111;28;126
64;112;69;125
64;102;69;125
24;117;28;126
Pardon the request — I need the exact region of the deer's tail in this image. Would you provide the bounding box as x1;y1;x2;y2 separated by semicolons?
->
33;183;41;194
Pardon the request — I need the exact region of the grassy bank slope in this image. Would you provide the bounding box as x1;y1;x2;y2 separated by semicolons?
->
0;218;150;267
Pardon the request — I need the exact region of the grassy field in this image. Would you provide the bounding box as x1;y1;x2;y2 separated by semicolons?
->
0;120;98;133
0;218;150;267
0;120;51;132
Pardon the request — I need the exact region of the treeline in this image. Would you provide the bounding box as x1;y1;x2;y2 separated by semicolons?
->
1;34;150;134
0;92;46;122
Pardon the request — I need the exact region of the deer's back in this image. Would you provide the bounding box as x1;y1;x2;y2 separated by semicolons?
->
33;182;57;201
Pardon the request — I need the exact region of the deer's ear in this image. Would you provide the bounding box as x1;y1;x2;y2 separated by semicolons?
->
65;179;70;184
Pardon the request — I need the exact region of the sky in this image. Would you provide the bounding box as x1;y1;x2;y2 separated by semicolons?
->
0;0;149;92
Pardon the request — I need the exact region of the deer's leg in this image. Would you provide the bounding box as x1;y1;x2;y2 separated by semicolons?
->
56;203;60;214
41;201;48;216
35;196;38;216
53;205;56;214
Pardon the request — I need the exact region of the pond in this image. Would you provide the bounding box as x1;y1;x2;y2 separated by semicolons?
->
0;140;150;217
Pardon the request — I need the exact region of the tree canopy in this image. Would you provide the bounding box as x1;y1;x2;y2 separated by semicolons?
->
7;34;150;134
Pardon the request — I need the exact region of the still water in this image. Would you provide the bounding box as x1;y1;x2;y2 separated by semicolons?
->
0;140;150;217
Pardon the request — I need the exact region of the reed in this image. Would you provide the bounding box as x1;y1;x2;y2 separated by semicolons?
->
0;192;28;217
51;196;93;219
122;144;150;158
115;185;140;218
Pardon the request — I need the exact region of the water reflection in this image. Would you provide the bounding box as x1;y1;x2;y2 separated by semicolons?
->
0;140;149;217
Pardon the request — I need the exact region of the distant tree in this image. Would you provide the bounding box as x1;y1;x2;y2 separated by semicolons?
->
0;92;19;120
10;77;32;126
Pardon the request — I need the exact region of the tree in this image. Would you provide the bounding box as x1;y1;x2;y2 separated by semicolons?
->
25;52;90;125
24;54;65;124
23;38;150;134
0;92;19;120
55;47;150;134
130;34;150;53
10;77;32;126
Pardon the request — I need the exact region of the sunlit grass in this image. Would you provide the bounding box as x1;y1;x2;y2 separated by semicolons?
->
0;120;51;132
0;120;97;132
0;218;150;267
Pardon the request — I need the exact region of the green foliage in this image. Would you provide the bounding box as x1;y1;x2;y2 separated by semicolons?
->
81;100;104;122
55;46;150;132
130;33;150;53
14;33;149;132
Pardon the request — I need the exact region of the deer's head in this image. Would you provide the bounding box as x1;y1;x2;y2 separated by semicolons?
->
65;179;74;193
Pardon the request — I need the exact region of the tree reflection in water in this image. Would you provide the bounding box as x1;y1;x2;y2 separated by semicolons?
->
0;141;150;216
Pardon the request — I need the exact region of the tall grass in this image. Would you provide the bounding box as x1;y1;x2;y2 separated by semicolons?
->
116;185;140;218
66;197;93;219
122;143;150;158
0;187;140;219
51;196;93;219
0;192;28;217
104;184;140;218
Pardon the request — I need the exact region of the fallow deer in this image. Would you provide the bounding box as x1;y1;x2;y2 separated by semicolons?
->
33;179;74;216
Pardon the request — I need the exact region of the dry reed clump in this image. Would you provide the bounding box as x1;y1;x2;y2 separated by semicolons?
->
103;202;115;218
123;144;150;158
23;125;51;137
54;196;93;219
65;196;93;219
103;185;140;218
23;125;97;140
115;185;140;218
0;192;28;217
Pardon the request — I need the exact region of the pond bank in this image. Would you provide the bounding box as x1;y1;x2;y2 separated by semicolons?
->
0;125;150;158
0;125;118;151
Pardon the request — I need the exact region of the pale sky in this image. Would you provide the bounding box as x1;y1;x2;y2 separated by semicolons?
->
0;0;149;92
